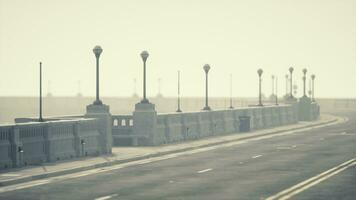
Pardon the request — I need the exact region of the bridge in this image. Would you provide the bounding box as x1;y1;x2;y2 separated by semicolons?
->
1;0;356;198
11;42;356;200
0;46;320;170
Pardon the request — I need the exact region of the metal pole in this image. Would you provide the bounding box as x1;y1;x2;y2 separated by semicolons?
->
205;72;208;108
312;78;315;101
285;75;288;96
177;71;182;112
275;77;278;105
259;76;262;106
96;56;99;103
290;71;293;97
143;60;146;101
272;75;274;96
39;62;43;122
229;74;233;109
303;77;306;97
308;78;311;97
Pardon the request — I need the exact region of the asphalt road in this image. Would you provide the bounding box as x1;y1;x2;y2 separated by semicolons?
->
0;111;355;200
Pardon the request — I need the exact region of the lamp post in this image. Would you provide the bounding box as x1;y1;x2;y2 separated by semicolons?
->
39;62;43;122
93;45;103;105
140;51;149;103
257;69;263;106
176;70;182;112
271;75;275;97
203;64;211;111
302;68;307;97
275;76;279;105
311;74;316;102
289;67;294;98
285;74;289;97
229;73;233;109
308;78;312;97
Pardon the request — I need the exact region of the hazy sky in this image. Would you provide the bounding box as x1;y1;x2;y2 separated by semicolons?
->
0;0;355;98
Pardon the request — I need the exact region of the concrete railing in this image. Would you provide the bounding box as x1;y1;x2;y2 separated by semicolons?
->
116;103;303;146
0;118;103;170
111;115;134;146
151;104;298;145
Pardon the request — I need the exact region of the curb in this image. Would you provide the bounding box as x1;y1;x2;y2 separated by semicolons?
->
0;116;343;187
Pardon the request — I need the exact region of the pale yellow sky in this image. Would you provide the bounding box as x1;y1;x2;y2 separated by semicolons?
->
0;0;355;98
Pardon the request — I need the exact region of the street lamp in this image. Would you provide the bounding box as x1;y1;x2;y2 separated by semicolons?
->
302;68;307;97
308;78;312;97
140;50;149;103
289;67;294;98
229;74;233;109
93;45;103;105
271;75;275;97
311;74;316;102
275;76;279;105
39;62;43;122
203;64;211;111
176;70;182;112
257;69;263;106
285;74;289;97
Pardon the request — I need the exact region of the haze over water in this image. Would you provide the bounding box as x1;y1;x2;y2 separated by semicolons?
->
0;0;355;98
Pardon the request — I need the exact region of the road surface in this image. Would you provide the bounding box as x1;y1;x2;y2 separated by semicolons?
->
0;111;355;200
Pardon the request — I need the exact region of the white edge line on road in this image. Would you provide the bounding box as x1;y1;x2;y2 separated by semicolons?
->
0;180;50;193
197;168;212;173
266;158;356;200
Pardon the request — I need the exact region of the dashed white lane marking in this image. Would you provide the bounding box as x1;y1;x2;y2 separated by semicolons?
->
340;132;347;135
95;193;118;200
266;158;356;200
252;155;262;159
276;145;297;150
197;168;213;173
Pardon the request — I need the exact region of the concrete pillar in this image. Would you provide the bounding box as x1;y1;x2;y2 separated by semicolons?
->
298;96;313;121
132;102;157;145
85;104;112;154
284;98;299;123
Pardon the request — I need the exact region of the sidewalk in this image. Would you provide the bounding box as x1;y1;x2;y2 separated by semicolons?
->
0;114;344;187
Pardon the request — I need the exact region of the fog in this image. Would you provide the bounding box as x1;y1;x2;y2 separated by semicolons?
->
0;0;355;98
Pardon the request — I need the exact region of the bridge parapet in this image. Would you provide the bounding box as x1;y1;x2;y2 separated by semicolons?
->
111;115;134;146
0;118;103;169
121;103;303;146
